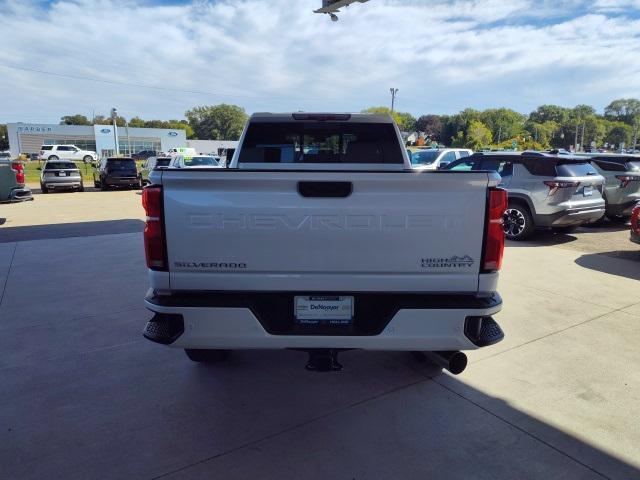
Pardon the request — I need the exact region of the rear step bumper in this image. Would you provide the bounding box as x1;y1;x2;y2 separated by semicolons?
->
143;291;503;351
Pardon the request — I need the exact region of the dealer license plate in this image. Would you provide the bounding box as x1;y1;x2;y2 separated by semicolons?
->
294;296;354;325
58;172;67;176
583;186;593;196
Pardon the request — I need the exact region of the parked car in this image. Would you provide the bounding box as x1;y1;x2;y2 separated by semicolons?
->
167;147;197;157
409;148;473;170
0;159;32;202
0;151;11;159
141;112;507;374
630;204;640;244
445;152;606;240
39;160;84;193
93;157;142;190
587;156;640;222
169;155;220;168
141;156;172;185
131;150;158;161
39;145;98;163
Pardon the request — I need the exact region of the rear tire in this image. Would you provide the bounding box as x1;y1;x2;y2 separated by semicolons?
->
40;184;48;194
101;180;110;191
78;182;85;192
48;155;59;161
503;202;535;240
83;155;92;163
184;349;230;363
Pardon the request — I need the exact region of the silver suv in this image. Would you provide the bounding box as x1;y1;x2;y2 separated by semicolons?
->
446;152;605;240
588;155;640;222
40;160;84;193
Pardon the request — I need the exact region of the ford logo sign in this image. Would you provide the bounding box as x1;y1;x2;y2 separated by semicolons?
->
168;131;178;136
100;128;111;134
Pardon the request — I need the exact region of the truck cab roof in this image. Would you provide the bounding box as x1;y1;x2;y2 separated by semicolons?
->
249;112;395;124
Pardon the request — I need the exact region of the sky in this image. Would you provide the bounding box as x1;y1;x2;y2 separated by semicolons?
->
1;0;639;123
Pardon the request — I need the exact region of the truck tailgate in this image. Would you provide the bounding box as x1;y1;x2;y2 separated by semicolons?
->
161;170;494;293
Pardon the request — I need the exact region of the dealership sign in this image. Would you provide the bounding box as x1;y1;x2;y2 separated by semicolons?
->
17;126;52;133
168;131;178;136
100;128;111;134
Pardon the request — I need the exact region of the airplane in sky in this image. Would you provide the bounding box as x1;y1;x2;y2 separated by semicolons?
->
314;0;370;21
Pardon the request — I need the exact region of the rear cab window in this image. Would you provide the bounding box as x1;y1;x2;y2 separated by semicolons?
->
238;121;403;165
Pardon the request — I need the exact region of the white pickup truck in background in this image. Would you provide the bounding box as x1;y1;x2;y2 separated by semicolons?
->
142;113;507;373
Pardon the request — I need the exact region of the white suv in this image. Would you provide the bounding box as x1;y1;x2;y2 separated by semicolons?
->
409;148;473;170
39;145;97;163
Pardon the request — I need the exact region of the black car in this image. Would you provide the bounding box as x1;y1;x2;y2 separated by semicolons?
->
93;157;142;190
131;150;158;161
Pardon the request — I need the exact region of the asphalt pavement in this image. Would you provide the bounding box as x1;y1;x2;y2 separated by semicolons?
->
0;190;639;479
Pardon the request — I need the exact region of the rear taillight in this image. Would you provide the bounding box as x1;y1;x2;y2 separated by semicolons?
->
483;188;507;272
543;180;580;195
142;186;167;271
615;175;640;188
11;162;25;184
631;205;640;235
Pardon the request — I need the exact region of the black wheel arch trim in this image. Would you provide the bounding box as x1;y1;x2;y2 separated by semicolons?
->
506;192;536;216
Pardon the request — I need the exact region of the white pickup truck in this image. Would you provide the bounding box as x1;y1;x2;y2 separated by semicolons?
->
142;113;506;373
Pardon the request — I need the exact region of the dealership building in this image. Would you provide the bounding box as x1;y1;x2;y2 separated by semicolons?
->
6;123;187;158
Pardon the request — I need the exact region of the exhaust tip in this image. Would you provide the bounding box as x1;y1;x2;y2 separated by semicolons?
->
419;351;468;375
447;351;468;375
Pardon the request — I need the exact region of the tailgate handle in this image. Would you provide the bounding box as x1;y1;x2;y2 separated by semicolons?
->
298;181;352;198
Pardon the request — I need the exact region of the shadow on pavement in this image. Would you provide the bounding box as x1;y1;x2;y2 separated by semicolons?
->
576;251;640;279
3;342;640;479
579;222;630;233
506;231;577;248
0;219;144;242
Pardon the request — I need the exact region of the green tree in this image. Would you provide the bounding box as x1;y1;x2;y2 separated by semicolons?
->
93;114;127;127
396;112;417;132
128;117;147;128
443;109;481;145
60;114;92;126
452;120;492;150
605;121;632;149
480;108;526;143
0;124;8;150
524;120;559;149
604;98;640;124
529;104;570;124
186;104;248;140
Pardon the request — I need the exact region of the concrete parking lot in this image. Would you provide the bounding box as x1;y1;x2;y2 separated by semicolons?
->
1;190;639;479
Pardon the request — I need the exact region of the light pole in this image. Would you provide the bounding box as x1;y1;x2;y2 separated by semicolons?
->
111;108;119;156
389;88;398;113
125;121;131;156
